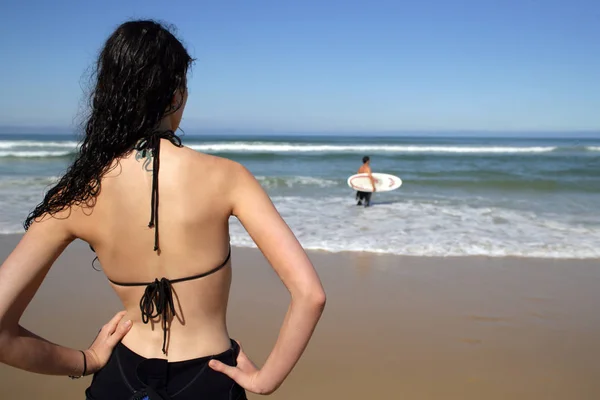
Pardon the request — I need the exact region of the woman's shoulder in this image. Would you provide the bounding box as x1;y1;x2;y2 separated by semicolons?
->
180;146;251;178
176;147;262;201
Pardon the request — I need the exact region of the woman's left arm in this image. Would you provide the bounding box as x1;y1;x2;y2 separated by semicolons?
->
0;216;131;376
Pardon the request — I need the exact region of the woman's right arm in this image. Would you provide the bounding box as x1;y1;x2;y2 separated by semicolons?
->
209;163;326;395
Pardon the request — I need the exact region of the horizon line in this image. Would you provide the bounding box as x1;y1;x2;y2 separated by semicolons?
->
0;124;599;136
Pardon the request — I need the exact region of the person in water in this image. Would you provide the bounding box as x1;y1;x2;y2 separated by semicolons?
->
356;155;376;207
0;20;325;400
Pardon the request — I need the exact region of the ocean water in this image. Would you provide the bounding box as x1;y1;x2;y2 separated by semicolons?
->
1;133;599;259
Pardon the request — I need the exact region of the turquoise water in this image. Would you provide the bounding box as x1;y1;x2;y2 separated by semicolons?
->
1;133;599;258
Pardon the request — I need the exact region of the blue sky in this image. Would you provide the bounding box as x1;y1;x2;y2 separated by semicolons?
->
1;0;599;132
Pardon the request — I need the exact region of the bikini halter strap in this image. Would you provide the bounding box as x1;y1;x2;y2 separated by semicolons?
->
133;130;183;251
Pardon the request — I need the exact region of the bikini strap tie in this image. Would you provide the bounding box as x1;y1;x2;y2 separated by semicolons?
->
139;277;176;355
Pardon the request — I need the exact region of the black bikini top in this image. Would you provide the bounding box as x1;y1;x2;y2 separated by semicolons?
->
90;130;232;354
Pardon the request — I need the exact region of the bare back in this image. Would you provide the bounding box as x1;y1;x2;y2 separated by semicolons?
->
358;164;371;174
68;141;236;360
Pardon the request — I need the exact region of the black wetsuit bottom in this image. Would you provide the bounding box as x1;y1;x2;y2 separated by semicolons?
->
85;339;247;400
356;191;372;207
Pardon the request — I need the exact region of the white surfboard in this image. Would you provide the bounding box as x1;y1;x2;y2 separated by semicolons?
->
347;173;402;192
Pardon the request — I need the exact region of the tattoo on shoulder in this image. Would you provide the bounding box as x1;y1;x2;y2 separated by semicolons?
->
135;149;153;172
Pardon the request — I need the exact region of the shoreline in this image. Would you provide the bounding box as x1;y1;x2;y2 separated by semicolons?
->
1;234;600;399
0;233;598;262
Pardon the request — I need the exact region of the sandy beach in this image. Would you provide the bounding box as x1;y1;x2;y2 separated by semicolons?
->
1;234;599;399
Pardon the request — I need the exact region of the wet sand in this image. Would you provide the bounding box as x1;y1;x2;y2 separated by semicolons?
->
1;234;599;399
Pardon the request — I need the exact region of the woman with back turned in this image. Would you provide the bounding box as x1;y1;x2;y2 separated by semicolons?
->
0;20;325;400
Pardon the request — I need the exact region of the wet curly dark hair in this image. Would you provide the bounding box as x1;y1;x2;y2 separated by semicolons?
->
24;20;193;230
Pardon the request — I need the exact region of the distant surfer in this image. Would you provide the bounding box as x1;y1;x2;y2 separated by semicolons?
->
356;156;376;207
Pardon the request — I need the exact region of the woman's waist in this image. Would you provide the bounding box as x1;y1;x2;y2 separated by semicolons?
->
121;318;231;361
